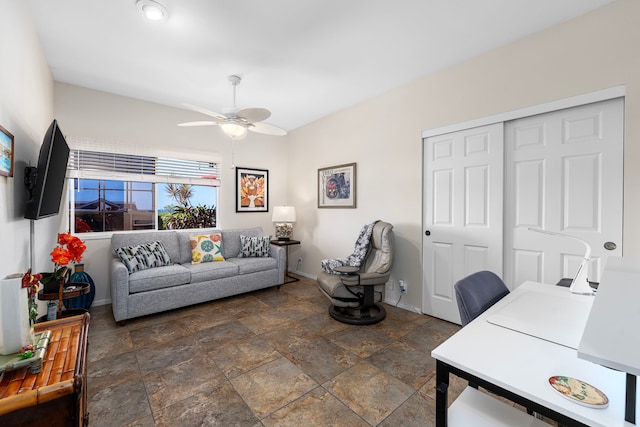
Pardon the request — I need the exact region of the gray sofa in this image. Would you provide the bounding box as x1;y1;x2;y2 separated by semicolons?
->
110;227;285;324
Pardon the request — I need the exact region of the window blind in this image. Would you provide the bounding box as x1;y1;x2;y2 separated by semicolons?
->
66;149;220;186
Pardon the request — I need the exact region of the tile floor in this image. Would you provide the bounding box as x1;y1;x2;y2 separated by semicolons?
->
85;275;548;426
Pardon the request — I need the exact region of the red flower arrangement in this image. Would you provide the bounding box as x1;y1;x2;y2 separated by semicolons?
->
38;232;86;294
22;269;42;326
21;269;42;298
50;232;86;280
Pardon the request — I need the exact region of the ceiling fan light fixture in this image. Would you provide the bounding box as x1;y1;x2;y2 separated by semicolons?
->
220;122;247;140
136;0;168;21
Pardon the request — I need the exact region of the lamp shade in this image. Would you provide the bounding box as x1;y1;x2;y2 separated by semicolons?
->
272;206;296;223
220;122;247;140
273;206;296;240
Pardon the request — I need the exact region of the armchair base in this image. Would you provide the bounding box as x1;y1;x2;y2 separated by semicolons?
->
328;303;386;325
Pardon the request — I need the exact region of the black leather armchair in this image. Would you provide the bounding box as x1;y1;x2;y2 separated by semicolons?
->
317;221;394;325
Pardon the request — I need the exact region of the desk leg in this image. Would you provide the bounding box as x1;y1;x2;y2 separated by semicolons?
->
626;373;636;424
436;360;449;427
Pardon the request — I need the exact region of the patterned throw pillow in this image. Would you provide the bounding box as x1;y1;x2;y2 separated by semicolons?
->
190;233;224;264
115;241;172;273
238;235;271;258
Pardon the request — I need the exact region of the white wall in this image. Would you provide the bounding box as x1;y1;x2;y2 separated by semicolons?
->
12;0;639;317
53;83;290;305
0;0;66;295
288;0;640;312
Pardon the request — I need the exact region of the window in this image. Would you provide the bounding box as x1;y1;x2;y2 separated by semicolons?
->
67;147;220;234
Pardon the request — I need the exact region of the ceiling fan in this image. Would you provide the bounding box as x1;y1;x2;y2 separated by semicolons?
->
178;75;287;139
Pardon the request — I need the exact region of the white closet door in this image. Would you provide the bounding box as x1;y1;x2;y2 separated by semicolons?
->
504;98;624;287
422;123;504;323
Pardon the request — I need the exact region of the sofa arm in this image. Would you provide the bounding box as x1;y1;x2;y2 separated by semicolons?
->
270;244;286;285
110;258;130;323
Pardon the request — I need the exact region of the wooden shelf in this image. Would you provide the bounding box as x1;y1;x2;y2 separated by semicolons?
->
37;282;89;300
0;314;90;426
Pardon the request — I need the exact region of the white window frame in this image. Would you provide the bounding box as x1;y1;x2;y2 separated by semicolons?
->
66;139;221;237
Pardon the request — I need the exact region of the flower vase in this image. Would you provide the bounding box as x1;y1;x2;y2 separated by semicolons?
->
65;263;95;310
0;274;34;355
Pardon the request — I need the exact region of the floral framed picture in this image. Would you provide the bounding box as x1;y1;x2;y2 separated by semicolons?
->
318;162;356;208
236;167;269;212
0;125;14;177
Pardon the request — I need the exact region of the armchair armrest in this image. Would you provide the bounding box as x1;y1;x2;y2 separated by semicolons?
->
339;271;391;287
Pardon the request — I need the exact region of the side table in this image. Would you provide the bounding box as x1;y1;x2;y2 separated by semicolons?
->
38;281;90;320
0;313;90;426
271;239;301;284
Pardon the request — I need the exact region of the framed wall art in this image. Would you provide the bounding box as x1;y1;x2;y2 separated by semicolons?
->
236;167;269;212
0;125;14;177
318;162;356;208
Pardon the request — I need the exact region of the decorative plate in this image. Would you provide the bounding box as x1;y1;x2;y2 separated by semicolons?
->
548;376;609;408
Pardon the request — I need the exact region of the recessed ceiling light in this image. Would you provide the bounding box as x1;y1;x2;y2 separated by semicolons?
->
136;0;168;22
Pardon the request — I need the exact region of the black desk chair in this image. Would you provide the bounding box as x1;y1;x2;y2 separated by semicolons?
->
454;270;510;327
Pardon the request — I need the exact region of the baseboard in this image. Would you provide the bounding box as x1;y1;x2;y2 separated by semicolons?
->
384;297;423;315
92;298;111;307
290;272;422;314
289;270;316;280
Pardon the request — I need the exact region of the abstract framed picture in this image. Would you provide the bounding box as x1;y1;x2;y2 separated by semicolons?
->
0;125;14;177
318;162;356;208
236;167;269;212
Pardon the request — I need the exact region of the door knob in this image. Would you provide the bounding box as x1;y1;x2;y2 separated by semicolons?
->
425;230;431;236
604;241;617;251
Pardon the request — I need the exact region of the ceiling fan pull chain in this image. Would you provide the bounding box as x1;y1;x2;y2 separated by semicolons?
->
230;140;236;169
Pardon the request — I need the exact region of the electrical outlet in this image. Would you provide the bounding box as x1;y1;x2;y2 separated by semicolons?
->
399;280;407;294
296;257;303;269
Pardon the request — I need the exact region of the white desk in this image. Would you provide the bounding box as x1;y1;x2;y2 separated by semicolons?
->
432;281;640;427
578;256;640;423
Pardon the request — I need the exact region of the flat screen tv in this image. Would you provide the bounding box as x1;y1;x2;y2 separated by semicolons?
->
24;119;70;220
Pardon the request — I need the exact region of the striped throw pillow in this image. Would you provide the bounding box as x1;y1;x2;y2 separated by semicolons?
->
238;235;271;258
115;241;172;273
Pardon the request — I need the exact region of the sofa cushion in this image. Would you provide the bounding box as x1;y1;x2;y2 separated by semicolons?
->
221;227;263;259
227;257;278;274
190;233;224;264
176;228;218;264
238;235;271;257
129;264;191;293
115;241;172;273
183;261;239;283
112;231;180;263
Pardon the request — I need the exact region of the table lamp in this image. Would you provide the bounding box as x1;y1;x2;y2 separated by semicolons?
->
528;228;595;295
272;206;296;240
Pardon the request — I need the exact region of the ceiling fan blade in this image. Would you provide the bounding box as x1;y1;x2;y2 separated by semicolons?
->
237;107;271;123
182;103;227;120
177;121;218;127
249;122;288;136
